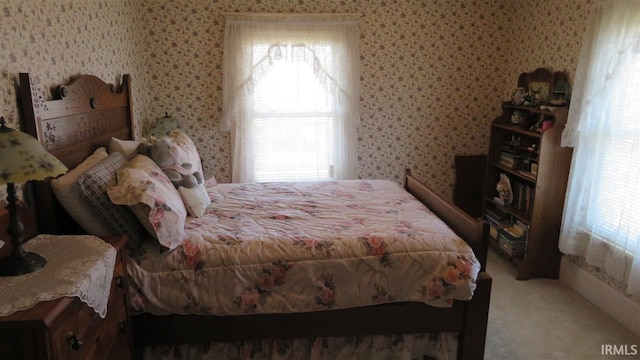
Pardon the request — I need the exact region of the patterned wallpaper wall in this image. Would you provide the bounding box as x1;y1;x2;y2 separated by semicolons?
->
138;0;590;197
503;0;590;85
0;0;591;202
0;0;150;201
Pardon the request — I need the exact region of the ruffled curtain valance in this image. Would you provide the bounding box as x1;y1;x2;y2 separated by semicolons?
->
221;13;360;132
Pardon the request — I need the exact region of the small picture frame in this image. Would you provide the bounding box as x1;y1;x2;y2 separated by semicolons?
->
528;81;550;103
531;162;538;175
517;68;568;106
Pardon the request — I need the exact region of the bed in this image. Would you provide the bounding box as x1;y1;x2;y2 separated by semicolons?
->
19;73;491;360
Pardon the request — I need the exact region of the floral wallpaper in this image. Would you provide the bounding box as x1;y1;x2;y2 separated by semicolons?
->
0;0;590;201
0;0;151;202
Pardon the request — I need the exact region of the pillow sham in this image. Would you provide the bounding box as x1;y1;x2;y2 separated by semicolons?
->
168;130;203;175
160;130;217;214
77;152;144;244
107;155;187;250
108;138;141;158
51;147;111;235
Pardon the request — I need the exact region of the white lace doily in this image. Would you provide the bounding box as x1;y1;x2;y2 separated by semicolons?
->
0;235;116;318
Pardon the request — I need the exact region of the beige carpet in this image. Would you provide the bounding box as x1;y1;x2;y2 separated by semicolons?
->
484;249;639;360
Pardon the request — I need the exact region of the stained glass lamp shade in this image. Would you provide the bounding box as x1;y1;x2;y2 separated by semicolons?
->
146;113;184;139
0;116;68;276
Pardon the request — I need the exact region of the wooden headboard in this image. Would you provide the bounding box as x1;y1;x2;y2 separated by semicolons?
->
18;73;134;234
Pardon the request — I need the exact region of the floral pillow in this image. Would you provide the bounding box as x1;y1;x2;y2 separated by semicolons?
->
107;155;187;250
169;130;217;185
155;130;216;216
168;130;216;185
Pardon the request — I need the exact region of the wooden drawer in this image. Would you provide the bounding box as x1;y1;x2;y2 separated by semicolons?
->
0;235;132;360
50;297;129;360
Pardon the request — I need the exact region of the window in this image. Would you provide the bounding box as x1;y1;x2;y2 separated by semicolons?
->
252;44;334;182
221;14;360;183
585;61;640;248
559;0;640;296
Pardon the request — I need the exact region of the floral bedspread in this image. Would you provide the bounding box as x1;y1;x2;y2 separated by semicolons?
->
127;179;480;316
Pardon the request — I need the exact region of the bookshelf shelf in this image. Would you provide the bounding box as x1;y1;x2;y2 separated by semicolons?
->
485;197;530;223
489;237;525;264
482;69;573;280
493;123;542;138
491;163;537;183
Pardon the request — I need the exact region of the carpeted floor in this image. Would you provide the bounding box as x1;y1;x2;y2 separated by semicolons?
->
484;248;639;360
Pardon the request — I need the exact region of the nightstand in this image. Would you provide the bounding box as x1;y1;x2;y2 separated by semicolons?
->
0;235;133;360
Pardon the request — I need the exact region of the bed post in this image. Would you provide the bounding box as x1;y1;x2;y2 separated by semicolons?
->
457;272;492;360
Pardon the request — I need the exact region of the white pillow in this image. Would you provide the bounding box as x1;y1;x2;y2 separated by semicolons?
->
51;147;111;235
178;184;211;218
108;137;141;158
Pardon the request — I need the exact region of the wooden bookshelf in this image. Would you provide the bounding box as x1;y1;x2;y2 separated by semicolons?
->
482;70;573;279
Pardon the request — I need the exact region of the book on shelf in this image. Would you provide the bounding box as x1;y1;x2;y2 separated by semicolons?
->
524;186;532;213
509;181;533;214
499;151;513;167
486;207;508;221
501;142;517;153
485;214;501;227
485;213;509;227
486;216;511;240
489;224;498;240
499;151;523;169
502;224;526;239
514;219;530;233
493;196;511;206
497;230;526;256
516;182;525;210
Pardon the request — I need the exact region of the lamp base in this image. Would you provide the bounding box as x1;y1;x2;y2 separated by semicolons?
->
0;251;47;276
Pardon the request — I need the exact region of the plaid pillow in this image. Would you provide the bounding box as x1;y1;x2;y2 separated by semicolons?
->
77;152;143;244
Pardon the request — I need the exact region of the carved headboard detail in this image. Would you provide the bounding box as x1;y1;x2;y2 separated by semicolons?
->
18;73;134;234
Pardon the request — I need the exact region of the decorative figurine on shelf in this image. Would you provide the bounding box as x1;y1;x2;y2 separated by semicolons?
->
511;87;527;106
495;173;513;206
510;110;530;127
530;114;545;132
522;93;538;107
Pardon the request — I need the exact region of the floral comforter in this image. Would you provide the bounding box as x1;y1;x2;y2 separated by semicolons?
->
127;179;480;316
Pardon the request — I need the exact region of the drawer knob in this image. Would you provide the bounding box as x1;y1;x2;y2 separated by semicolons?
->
119;320;128;334
66;333;84;351
115;275;125;289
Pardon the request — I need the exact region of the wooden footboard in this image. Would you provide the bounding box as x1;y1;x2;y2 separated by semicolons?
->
405;169;489;271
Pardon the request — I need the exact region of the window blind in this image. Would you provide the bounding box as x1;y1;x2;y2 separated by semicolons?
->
251;43;335;182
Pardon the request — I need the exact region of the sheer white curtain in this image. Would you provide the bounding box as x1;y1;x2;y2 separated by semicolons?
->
560;0;640;296
221;13;360;183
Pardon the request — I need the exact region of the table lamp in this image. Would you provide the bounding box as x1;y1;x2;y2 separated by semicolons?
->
0;116;68;276
145;113;184;139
